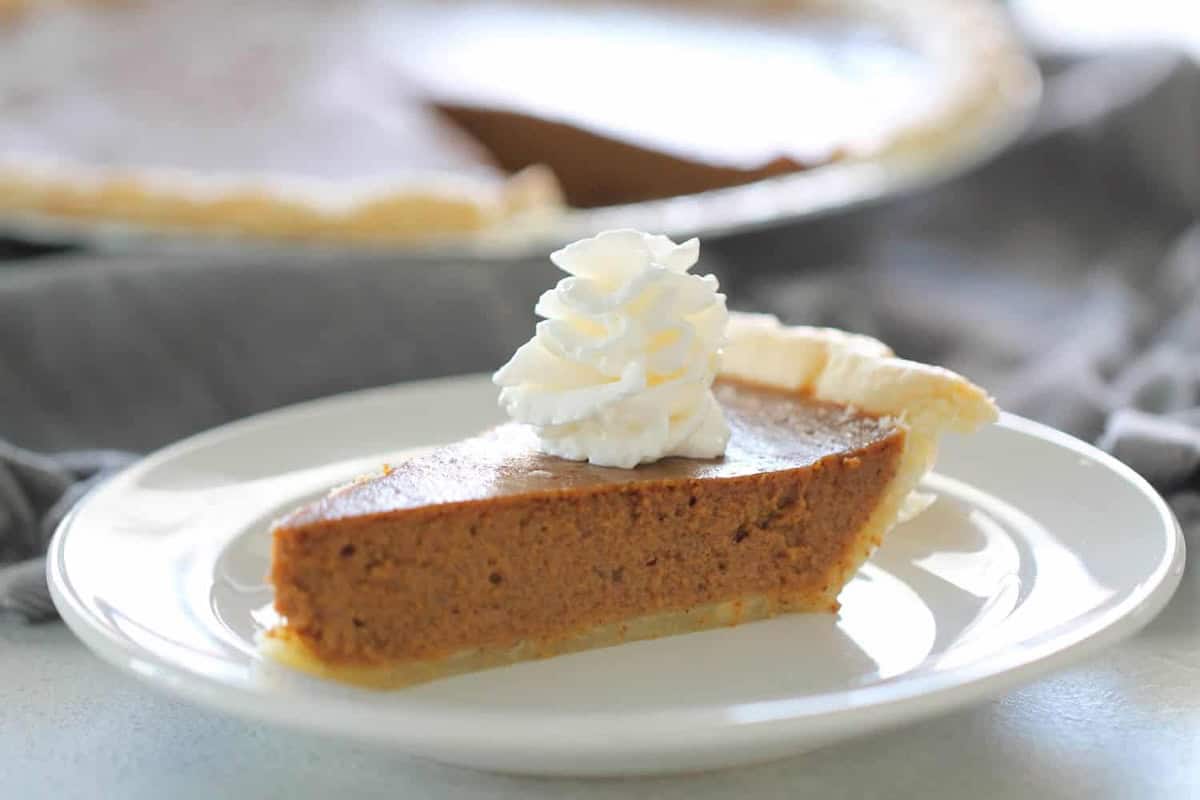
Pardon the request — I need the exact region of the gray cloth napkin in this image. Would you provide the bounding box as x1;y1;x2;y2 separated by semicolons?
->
0;445;135;620
2;49;1198;622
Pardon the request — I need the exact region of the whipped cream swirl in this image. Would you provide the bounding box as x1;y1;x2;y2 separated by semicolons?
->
493;229;730;468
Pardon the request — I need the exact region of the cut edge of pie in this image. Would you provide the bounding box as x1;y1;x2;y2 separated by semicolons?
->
261;312;998;688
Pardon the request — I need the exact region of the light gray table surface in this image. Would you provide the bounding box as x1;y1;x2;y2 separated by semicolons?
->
3;548;1197;800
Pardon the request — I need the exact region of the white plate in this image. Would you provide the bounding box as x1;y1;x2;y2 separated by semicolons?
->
48;374;1184;777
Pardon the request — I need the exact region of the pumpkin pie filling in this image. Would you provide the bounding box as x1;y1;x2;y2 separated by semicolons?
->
270;380;905;672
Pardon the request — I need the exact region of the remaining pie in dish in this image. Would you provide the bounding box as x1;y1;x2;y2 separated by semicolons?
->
0;0;1033;244
265;312;997;688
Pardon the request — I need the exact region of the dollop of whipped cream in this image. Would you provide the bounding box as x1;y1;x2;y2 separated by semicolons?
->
493;229;730;469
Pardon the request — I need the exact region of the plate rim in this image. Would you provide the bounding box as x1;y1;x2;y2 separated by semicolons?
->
48;388;1185;756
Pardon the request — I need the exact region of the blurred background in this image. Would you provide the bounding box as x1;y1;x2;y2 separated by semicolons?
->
1;0;1199;616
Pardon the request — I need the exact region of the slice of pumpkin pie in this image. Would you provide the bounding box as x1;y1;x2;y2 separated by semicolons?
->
265;231;997;688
